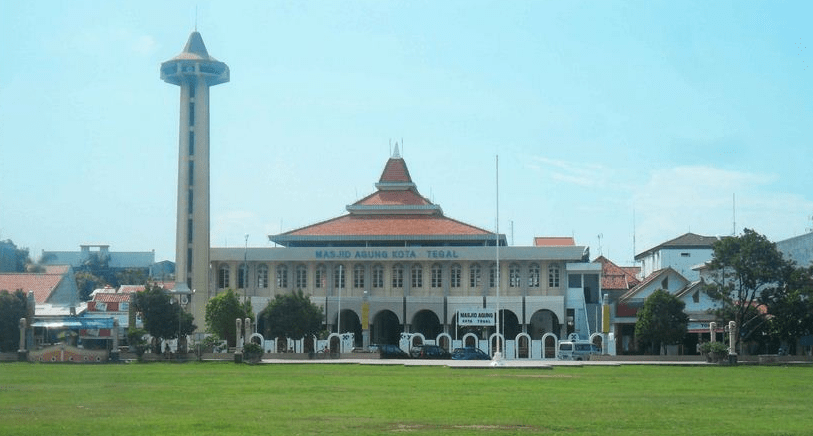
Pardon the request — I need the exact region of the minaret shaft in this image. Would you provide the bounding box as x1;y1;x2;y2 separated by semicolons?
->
161;31;229;328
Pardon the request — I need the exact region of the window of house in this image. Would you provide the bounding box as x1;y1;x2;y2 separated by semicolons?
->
549;265;560;288
489;263;498;288
509;263;521;288
392;264;404;288
334;264;345;289
469;263;481;288
692;291;700;303
450;264;461;288
218;265;230;289
372;264;384;288
528;263;540;288
315;264;326;289
353;264;364;288
257;264;269;289
681;252;690;257
431;264;443;288
276;264;289;288
188;131;194;155
238;265;248;289
411;264;423;288
296;264;307;289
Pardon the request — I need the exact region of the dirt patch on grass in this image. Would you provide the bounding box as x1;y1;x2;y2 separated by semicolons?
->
390;423;542;432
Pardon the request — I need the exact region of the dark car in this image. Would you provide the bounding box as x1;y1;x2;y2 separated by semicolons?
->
409;344;452;359
451;347;491;360
378;344;409;359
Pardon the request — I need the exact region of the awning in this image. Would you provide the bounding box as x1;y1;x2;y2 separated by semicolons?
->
31;318;115;329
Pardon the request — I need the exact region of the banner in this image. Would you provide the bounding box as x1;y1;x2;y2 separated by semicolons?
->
457;309;495;326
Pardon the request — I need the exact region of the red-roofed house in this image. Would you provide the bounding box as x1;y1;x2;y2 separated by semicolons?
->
209;146;602;358
0;265;80;313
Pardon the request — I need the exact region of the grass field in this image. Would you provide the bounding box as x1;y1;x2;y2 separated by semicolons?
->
1;362;811;435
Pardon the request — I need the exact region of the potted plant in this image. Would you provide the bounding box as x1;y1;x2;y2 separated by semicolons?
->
699;341;728;363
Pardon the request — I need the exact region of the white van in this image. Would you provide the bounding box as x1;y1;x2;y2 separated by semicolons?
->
558;341;600;361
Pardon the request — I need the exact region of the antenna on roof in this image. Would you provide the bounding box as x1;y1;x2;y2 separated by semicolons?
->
401;137;404;157
632;209;637;264
195;5;198;31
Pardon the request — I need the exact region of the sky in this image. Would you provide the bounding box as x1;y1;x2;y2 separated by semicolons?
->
1;1;811;265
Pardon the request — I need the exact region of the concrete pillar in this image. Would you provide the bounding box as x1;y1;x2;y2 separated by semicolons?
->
235;318;243;351
17;318;28;362
244;317;252;346
110;319;120;362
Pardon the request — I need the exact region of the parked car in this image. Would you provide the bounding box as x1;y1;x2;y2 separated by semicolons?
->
378;344;409;359
557;341;600;361
410;345;451;359
451;347;490;360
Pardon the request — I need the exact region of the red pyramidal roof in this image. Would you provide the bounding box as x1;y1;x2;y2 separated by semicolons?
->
271;146;501;247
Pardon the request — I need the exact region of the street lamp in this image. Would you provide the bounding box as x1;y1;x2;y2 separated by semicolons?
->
243;234;249;302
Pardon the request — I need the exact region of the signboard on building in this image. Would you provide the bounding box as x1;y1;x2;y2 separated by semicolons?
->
457;309;495;326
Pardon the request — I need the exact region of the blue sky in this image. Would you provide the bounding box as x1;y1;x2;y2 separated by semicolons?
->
1;1;811;265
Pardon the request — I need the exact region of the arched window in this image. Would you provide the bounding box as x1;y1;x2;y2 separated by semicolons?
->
392;264;404;288
315;264;327;289
450;264;462;288
528;263;540;288
333;264;345;289
489;263;498;288
276;264;289;288
353;264;365;288
548;264;560;288
469;263;481;288
257;264;269;289
372;264;384;288
238;264;248;289
218;264;230;289
431;264;443;288
295;264;307;289
411;264;423;288
509;263;521;288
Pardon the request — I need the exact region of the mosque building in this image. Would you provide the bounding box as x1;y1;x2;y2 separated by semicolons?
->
162;31;604;357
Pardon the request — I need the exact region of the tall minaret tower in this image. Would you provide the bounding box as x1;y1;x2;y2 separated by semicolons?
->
161;31;229;324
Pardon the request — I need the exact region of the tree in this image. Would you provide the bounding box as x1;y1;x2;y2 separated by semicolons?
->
704;229;791;352
131;284;196;353
0;239;32;273
204;289;253;347
0;289;28;352
259;290;323;341
635;289;689;354
761;265;813;348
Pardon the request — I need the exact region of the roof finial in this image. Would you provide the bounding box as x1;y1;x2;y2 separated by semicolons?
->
393;142;401;158
195;5;198;31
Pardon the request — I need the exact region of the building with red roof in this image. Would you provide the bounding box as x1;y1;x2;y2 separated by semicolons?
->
209;146;603;358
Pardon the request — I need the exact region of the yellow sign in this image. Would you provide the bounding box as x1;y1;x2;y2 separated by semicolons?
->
361;302;369;329
602;304;610;333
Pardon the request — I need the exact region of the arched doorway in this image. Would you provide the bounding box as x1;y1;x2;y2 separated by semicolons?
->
335;309;362;347
437;333;452;352
497;309;520;339
462;332;478;348
515;333;531;358
542;333;558;359
529;309;560;340
590;333;604;354
371;310;401;345
412;309;442;339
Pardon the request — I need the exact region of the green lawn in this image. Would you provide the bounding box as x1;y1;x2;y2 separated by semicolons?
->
0;362;810;435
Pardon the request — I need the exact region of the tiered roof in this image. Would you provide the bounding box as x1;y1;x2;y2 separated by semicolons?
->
271;146;503;247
